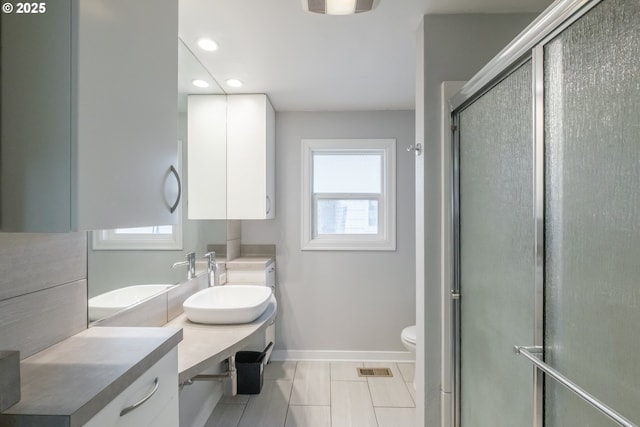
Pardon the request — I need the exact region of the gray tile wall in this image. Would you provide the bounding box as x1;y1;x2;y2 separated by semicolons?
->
0;232;87;359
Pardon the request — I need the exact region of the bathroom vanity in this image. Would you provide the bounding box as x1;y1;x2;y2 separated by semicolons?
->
0;256;277;426
0;327;182;427
167;292;276;385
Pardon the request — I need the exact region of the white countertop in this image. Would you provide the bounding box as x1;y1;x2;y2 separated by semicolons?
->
166;295;277;384
225;257;274;270
0;327;182;427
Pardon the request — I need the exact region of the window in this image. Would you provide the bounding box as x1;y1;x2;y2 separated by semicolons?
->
92;141;184;251
302;139;396;251
92;222;183;250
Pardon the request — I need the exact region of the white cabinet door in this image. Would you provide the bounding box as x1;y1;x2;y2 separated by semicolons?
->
74;0;179;231
187;95;227;220
149;396;179;427
0;0;178;232
187;94;275;220
227;94;275;220
84;349;179;427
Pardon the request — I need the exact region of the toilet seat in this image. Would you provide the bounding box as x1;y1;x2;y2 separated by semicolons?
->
401;325;416;349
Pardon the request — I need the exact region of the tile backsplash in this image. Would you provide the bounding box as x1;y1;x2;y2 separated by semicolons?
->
0;232;87;359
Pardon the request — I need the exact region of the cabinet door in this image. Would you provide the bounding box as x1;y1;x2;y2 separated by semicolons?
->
1;0;178;232
187;95;227;220
227;94;275;219
84;349;179;427
73;0;179;230
149;396;179;427
1;0;74;232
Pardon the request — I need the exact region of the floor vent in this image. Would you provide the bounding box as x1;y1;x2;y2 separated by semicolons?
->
357;368;393;378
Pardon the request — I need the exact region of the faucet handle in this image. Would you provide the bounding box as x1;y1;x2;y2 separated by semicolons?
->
172;252;196;279
203;252;217;272
185;252;196;278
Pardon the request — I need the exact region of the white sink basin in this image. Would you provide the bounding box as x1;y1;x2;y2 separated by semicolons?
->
88;284;174;321
183;285;272;325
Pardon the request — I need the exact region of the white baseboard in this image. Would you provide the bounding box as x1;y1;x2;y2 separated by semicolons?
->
270;349;415;363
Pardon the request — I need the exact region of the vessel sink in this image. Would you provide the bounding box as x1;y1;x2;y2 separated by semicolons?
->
88;284;174;321
183;285;272;325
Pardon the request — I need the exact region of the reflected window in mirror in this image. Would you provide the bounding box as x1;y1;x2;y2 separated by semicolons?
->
92;141;184;251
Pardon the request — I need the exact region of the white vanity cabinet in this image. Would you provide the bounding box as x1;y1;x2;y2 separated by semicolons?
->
227;94;276;220
187;94;275;220
0;0;179;232
84;348;179;427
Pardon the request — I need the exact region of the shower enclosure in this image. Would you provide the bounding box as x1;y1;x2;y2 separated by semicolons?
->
450;0;640;426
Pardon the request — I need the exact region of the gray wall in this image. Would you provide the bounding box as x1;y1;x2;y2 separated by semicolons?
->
241;110;416;353
417;13;538;426
0;233;87;359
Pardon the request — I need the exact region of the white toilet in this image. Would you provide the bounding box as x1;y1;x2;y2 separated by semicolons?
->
401;325;417;388
401;325;416;353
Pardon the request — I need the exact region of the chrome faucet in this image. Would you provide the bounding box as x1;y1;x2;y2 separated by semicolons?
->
203;251;218;287
172;252;196;279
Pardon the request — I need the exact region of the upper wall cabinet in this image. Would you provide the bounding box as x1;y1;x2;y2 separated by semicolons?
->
187;95;227;220
227;94;275;220
188;94;275;220
0;0;179;232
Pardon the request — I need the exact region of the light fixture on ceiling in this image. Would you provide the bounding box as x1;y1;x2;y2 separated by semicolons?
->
197;38;218;52
301;0;378;15
192;79;210;88
226;79;243;88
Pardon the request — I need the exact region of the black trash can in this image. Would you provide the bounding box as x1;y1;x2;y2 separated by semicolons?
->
236;342;273;395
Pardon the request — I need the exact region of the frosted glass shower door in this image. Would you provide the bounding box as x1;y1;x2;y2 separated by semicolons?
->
458;62;534;427
544;0;640;425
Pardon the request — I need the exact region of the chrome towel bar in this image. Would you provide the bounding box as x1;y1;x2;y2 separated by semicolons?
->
514;346;637;427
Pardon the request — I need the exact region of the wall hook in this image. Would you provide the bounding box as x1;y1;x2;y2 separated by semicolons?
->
407;143;422;156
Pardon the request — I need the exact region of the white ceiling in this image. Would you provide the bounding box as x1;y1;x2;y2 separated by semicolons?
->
178;0;554;112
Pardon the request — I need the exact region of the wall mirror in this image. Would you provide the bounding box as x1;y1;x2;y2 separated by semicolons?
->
86;38;227;323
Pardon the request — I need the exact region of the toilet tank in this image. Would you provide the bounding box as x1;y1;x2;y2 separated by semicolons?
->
226;259;275;289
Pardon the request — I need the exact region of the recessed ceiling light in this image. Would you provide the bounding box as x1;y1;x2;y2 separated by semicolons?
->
192;79;210;88
226;79;243;88
197;38;218;52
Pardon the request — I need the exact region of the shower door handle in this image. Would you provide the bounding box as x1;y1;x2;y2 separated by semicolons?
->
513;345;636;427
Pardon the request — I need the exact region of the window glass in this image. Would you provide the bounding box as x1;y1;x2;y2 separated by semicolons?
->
113;226;173;235
315;199;379;235
313;153;382;193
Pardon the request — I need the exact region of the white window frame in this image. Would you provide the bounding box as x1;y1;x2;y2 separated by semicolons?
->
92;141;184;251
301;138;396;251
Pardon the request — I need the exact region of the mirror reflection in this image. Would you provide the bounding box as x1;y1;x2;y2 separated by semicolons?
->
86;38;227;322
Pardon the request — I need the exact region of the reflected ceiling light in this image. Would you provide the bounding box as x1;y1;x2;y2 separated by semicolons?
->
301;0;378;15
197;38;218;52
226;79;243;88
192;79;210;88
327;0;356;15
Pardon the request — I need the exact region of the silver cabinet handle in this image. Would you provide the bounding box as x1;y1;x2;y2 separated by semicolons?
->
266;195;272;215
120;377;160;417
169;165;181;214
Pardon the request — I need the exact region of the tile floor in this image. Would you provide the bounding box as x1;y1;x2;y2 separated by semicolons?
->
205;361;416;427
